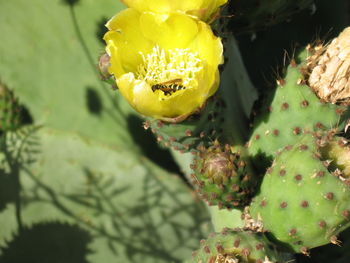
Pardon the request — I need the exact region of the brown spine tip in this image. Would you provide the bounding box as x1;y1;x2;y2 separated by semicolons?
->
233;239;240;248
315;122;325;129
316;171;325;177
289;228;297;236
294;174;303;181
216;243;224;253
203;245;211;254
336;107;346;116
281;102;289;110
299;144;309;151
256;243;264;250
185;129;193;137
330;235;341;245
143;121;150;130
260;200;267;207
277;79;286;86
290;59;297;67
284;145;293;151
325;192;334;200
242;248;251;258
273;129;280;136
342;210;350;218
301;200;309;208
301;100;309;107
300;246;310;256
279;169;286;176
280;201;288;208
266;167;273;174
319;220;327;228
293;127;302;135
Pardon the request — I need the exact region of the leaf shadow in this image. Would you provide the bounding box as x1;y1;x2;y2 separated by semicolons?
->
0;221;92;263
0;126;210;262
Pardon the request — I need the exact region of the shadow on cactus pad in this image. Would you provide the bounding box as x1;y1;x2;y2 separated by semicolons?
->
61;0;80;6
0;221;92;263
127;114;183;176
0;169;18;212
85;87;103;116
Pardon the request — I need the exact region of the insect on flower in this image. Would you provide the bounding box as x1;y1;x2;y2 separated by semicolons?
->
151;79;186;95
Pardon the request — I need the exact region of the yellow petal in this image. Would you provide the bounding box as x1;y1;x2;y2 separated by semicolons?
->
121;0;227;22
104;9;153;74
139;12;198;49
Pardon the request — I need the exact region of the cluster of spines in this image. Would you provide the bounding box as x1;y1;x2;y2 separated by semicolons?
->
249;132;350;254
144;96;227;153
190;141;258;209
192;228;286;263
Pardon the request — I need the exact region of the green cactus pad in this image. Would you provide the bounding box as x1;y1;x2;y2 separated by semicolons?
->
191;142;259;209
0;83;21;133
191;228;288;263
248;57;348;170
250;133;350;253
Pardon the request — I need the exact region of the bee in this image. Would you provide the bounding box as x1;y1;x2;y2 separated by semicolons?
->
151;79;186;95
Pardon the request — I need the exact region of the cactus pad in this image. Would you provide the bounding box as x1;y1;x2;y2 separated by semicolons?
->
250;133;350;253
248;57;348;169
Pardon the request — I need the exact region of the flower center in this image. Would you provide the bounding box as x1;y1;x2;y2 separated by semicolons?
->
137;46;203;96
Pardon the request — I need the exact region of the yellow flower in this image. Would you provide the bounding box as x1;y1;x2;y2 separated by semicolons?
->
120;0;228;22
103;8;223;121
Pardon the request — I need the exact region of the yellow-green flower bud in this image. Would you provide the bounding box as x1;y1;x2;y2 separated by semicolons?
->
120;0;228;22
103;8;223;121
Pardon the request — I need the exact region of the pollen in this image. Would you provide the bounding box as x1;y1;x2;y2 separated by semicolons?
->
137;45;203;90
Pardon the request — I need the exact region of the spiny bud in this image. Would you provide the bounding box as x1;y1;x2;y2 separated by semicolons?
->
191;142;258;209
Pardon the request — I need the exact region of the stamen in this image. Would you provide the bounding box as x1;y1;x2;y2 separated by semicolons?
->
138;46;203;90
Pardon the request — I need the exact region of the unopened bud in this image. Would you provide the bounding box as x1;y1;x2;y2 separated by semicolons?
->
98;53;116;87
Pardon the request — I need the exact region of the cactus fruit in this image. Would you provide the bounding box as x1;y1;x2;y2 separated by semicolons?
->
191;228;289;263
249;132;350;254
0;83;21;133
247;52;348;170
191;141;258;209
